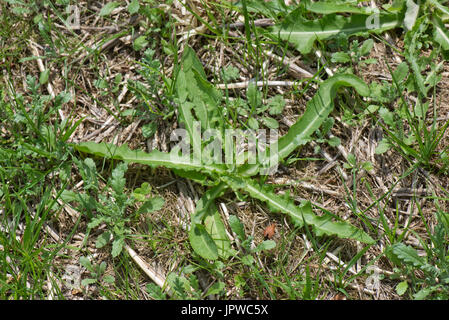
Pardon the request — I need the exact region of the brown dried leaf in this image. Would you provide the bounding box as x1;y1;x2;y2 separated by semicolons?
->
263;223;276;239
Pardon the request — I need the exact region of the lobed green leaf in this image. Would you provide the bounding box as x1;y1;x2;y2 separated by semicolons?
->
269;9;402;54
267;74;370;167
220;175;376;244
74;141;226;175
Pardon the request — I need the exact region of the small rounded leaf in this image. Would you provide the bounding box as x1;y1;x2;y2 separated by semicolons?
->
189;224;218;260
128;0;140;14
39;69;50;84
99;2;119;16
396;281;408;296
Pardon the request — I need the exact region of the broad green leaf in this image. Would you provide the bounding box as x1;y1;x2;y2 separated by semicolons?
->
247;82;262;109
404;0;419;31
175;46;223;138
361;58;378;65
128;0;140;14
177;99;196;140
413;288;432;300
96;231;112;249
142;122;157;138
79;256;93;272
191;182;227;225
396;280;408;296
189;182;230;260
331;52;351;63
360;39;375;56
111;237;124;257
74;142;227;175
180;46;207;79
383;0;407;13
189;224;218;260
375;139;392;154
99;261;106;274
176;68;188;103
269;9;402;54
379;107;395;126
328;136;341;147
229;215;246;241
393;62;409;83
433;16;449;51
221;175;376;244
60;189;77;202
137;196;165;214
414;101;429;118
254;240;276;252
261;117;279;129
206;281;225;296
181;48;222;111
99;2;119;16
364;104;380;115
344;153;356;168
39;69;50;85
204;206;233;259
12;6;31;15
425;58;443;87
248;117;259;130
172;169;208;184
